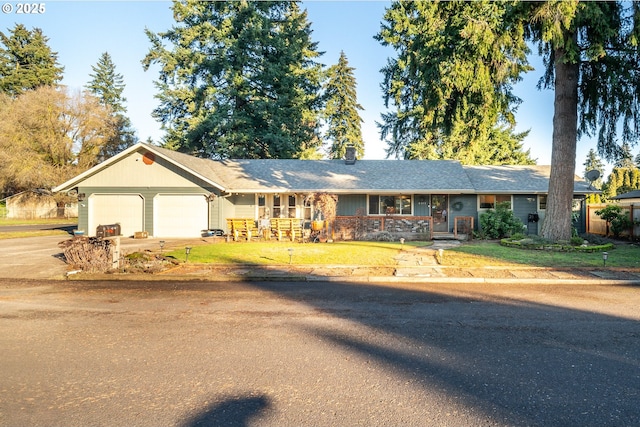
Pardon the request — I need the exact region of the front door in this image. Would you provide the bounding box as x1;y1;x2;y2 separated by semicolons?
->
431;194;448;232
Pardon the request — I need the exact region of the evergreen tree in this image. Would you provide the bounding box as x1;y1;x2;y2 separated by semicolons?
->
526;1;640;241
375;1;533;163
377;1;640;241
142;1;324;159
604;167;640;198
0;24;64;96
615;142;636;169
583;148;605;189
323;51;365;160
85;52;137;159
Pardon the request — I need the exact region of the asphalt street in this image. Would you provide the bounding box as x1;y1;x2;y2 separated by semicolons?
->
1;278;639;426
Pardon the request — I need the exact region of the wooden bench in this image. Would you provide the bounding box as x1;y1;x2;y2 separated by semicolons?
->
270;218;303;242
226;218;259;241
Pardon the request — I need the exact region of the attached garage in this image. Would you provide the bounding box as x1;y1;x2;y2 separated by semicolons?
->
88;194;144;237
154;194;208;238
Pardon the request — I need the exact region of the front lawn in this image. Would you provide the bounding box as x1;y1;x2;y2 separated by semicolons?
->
0;217;77;226
167;240;431;265
447;241;640;269
165;239;640;269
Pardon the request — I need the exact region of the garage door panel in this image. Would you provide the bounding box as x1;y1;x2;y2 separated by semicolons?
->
154;195;208;238
89;195;144;237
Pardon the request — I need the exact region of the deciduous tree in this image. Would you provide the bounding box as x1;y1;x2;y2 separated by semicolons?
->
0;86;115;197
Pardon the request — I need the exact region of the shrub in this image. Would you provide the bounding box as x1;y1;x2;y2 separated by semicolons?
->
479;202;525;239
59;237;114;272
595;205;634;238
570;236;585;246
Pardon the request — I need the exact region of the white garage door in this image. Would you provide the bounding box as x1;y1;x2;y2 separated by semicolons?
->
88;194;144;237
154;194;208;238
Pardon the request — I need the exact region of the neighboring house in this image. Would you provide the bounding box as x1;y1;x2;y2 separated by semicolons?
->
2;191;77;219
612;190;640;204
52;142;596;238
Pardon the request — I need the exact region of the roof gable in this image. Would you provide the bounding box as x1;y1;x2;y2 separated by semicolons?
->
52;143;227;192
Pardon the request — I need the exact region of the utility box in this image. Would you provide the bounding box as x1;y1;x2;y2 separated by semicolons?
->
96;223;121;239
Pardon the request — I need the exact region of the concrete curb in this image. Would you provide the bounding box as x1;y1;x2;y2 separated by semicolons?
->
66;270;640;286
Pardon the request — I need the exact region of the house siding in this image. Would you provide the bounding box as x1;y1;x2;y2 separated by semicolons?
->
514;195;538;235
228;194;255;218
450;195;478;229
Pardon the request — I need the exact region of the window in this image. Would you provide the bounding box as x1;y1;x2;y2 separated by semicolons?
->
479;195;511;209
368;195;412;215
288;195;296;218
539;195;547;210
273;194;281;218
258;195;268;218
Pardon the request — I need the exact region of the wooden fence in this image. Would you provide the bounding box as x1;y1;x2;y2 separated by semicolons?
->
586;204;640;238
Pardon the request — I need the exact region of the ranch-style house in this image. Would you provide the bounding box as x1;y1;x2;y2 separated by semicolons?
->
53;143;597;240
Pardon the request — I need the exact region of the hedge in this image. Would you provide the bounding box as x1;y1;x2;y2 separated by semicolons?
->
500;238;614;253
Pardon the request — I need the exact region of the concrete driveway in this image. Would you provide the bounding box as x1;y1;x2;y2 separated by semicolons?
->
0;235;70;279
0;235;207;280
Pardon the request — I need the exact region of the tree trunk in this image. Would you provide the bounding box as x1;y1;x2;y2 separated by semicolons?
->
540;47;579;242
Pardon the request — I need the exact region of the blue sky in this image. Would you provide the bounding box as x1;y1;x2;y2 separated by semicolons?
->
2;0;614;173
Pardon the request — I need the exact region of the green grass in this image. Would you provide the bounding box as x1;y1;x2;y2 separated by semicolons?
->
0;217;76;226
0;230;71;239
165;239;640;269
0;216;77;239
167;240;431;265
447;241;640;269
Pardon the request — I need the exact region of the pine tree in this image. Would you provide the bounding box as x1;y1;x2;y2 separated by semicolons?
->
375;1;533;163
583;148;605;189
377;1;640;241
142;1;323;159
0;24;64;96
615;142;636;169
527;1;640;241
323;51;365;160
85;52;137;159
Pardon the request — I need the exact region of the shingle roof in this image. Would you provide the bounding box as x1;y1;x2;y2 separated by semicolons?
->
464;165;593;194
209;159;475;193
52;143;597;195
612;190;640;200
